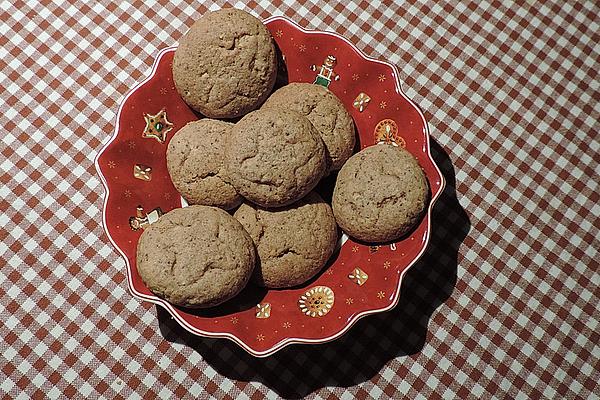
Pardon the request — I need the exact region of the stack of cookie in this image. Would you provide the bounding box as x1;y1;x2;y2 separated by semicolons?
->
136;8;429;309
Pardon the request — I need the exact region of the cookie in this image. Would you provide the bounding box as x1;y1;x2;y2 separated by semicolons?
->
332;144;429;242
234;192;338;288
224;108;327;207
166;119;242;210
172;8;277;118
262;82;356;171
136;205;256;308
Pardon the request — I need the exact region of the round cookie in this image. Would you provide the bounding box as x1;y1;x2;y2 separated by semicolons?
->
234;192;338;288
172;8;277;118
166;119;242;210
224;108;327;207
136;206;256;308
332;144;429;242
262;82;356;171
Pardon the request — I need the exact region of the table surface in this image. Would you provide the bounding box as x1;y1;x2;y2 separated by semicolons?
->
1;1;598;399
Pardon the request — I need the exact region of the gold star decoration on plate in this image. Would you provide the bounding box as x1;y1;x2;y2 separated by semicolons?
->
256;334;265;341
346;298;354;305
282;322;291;329
378;74;387;82
383;261;391;269
142;108;173;144
377;291;386;299
230;317;238;324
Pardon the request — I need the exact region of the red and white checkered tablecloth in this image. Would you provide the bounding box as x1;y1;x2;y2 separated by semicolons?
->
1;0;598;398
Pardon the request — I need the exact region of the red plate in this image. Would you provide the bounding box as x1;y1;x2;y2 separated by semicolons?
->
95;16;445;357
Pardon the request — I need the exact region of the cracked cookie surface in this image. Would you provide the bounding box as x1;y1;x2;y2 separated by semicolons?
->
166;119;241;210
224;108;327;207
332;144;429;242
172;8;277;118
136;205;256;308
234;192;338;288
262;82;356;171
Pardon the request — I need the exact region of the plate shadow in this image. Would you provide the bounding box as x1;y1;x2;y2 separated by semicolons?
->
157;138;470;398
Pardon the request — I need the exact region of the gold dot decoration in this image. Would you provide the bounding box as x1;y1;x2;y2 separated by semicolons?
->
298;286;334;317
353;92;371;112
348;267;369;286
255;303;271;319
133;164;152;181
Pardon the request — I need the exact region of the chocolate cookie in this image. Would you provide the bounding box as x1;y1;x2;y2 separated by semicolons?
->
262;82;356;171
224;108;327;207
172;8;277;118
136;206;256;308
166;119;242;210
234;192;338;288
332;144;429;242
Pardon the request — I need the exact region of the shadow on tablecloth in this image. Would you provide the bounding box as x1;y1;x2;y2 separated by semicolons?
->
157;139;470;398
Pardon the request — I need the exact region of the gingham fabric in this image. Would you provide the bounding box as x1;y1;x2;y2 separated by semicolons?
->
1;0;598;398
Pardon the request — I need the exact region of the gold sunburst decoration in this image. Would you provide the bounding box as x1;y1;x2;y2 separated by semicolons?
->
298;286;334;317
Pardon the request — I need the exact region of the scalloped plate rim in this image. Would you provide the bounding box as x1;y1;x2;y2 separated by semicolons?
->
94;16;446;357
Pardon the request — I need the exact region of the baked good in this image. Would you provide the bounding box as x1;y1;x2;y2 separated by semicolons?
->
166;119;242;210
262;82;355;170
332;144;429;242
136;205;256;308
234;192;338;288
224;108;327;207
172;8;277;118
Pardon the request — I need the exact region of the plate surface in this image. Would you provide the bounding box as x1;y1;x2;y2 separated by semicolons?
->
96;16;445;357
